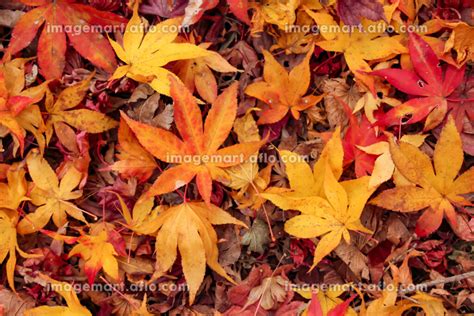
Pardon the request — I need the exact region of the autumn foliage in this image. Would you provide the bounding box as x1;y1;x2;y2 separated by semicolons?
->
0;0;473;314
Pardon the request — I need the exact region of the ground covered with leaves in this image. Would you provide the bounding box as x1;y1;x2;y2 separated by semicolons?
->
0;0;473;315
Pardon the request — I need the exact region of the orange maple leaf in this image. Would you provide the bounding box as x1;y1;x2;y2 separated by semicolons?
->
245;46;324;124
122;76;264;204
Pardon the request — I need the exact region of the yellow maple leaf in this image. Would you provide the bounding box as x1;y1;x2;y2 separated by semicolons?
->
152;202;245;304
69;230;119;284
108;2;211;96
263;129;374;268
370;116;473;237
245;46;324;124
24;274;91;316
283;168;374;268
17;149;87;234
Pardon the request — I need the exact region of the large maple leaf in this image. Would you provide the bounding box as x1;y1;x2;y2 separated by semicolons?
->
151;202;245;304
117;197;246;304
305;10;405;92
122;76;264;204
371;117;474;237
0;59;48;154
17;149;87;234
5;0;127;80
263;129;376;268
245;46;324;125
266;166;375;269
372;32;466;130
108;3;211;96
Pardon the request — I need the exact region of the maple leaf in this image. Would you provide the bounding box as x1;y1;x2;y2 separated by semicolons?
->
109;118;158;183
270;167;374;268
175;39;238;103
17;149;87;234
0;163;29;212
371;32;466;130
5;0;126;80
305;9;405;92
362;269;448;316
122;76;264;205
68;230;119;284
371;117;474;237
147;201;245;304
108;2;211;96
0;58;48;154
263;129;375;268
45;73;118;143
24;274;91;316
245;46;325;124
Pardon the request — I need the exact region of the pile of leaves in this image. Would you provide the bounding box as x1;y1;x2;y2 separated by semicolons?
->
0;0;473;314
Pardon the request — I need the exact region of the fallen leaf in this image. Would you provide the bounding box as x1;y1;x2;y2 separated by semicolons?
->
5;0;126;79
245;46;325;124
371;117;474;237
122;77;263;205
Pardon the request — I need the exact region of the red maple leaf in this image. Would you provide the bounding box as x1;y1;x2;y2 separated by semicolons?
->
5;0;127;79
371;32;466;130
